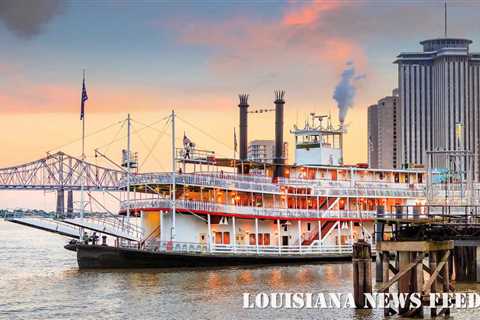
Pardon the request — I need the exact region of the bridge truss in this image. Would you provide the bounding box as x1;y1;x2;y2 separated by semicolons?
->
0;151;123;191
0;152;125;213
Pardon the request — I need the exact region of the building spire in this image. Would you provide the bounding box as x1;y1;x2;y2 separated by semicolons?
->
444;0;448;38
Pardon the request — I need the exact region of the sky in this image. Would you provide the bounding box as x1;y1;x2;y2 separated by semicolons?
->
1;0;480;210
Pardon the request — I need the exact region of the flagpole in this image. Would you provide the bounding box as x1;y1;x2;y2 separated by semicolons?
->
126;113;131;225
171;110;176;242
80;70;85;221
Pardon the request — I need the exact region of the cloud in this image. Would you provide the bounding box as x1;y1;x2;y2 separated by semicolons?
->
0;0;64;39
0;79;235;115
282;0;344;26
160;1;366;76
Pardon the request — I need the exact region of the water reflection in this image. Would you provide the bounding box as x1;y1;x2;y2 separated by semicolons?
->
1;221;479;319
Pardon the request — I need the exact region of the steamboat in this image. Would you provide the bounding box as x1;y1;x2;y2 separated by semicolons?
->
64;91;426;268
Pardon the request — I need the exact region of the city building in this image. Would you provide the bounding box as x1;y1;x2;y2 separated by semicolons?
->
368;90;401;169
368;105;379;168
395;38;480;178
247;140;288;163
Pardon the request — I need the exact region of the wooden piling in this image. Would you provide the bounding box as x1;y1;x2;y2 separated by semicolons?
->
377;240;453;317
429;252;438;317
375;211;385;283
352;239;372;308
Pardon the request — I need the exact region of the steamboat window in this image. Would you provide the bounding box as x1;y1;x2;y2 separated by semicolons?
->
249;234;256;245
249;233;270;245
307;223;311;231
214;232;230;244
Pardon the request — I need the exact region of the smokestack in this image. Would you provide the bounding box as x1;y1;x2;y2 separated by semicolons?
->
274;90;285;179
238;94;249;173
339;120;344;165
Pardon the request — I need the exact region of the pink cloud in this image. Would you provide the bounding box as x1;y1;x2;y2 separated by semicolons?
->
282;1;344;26
0;80;235;114
160;2;366;76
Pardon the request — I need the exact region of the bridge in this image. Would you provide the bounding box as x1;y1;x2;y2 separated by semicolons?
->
0;151;124;213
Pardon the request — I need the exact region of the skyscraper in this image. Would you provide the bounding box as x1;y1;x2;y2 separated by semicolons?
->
247;140;288;163
368;90;400;169
395;38;480;178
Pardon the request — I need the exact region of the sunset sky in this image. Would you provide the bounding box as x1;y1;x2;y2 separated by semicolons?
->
1;0;480;210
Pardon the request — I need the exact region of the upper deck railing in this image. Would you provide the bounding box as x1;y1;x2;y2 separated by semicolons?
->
122;172;426;198
120;198;376;220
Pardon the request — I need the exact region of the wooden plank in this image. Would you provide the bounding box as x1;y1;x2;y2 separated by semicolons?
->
422;264;454;291
382;252;390;317
377;241;454;252
429;252;438;317
388;262;398;274
382;252;390;283
378;258;422;293
441;250;451;316
423;251;450;294
398;252;412;294
414;252;424;317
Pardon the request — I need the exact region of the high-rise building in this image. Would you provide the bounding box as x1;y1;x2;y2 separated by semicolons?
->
368;104;378;168
395;38;480;177
368;90;400;169
247;140;288;163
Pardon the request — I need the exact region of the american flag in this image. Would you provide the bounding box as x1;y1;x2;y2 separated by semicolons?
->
183;132;192;146
80;77;88;120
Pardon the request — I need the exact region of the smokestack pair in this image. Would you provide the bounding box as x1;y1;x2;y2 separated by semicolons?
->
237;91;285;178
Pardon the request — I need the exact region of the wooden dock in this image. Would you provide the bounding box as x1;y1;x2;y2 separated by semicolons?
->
354;204;480;317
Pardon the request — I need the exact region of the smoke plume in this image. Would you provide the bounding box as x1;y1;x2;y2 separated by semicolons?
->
0;0;64;39
332;61;365;123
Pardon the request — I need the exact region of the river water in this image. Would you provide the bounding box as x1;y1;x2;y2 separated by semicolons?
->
1;221;480;319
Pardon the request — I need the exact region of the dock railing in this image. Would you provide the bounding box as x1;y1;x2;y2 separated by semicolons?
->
380;204;480;225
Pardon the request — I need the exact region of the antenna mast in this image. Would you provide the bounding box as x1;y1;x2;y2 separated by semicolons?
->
444;0;448;38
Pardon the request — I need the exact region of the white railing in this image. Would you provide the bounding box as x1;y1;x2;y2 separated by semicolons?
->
78;213;144;240
123;172;425;198
140;240;365;256
127;172;279;193
120;198;376;219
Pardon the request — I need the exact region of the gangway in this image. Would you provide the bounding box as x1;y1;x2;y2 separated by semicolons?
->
3;210;142;242
5;216;80;238
62;216;142;242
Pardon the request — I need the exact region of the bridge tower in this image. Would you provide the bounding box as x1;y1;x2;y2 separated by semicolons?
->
67;190;73;214
56;152;65;215
56;190;65;215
